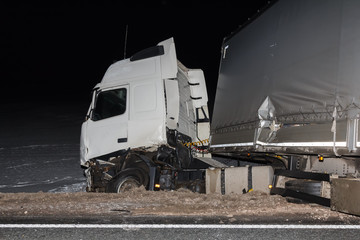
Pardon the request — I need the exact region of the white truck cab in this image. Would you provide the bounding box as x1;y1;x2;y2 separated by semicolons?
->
80;38;210;193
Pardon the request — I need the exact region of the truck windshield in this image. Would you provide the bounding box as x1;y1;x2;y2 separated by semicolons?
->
92;88;126;121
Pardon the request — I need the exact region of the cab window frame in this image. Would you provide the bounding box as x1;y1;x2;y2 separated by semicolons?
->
91;87;127;121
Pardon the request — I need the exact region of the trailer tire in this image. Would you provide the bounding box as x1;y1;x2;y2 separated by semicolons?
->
107;168;148;193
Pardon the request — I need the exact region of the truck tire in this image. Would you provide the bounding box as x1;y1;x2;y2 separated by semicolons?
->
114;176;141;193
107;168;148;193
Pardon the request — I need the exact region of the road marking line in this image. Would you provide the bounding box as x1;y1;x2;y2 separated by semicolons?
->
0;224;360;229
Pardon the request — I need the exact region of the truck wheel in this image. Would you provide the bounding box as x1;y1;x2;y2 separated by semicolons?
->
107;168;148;193
114;176;141;193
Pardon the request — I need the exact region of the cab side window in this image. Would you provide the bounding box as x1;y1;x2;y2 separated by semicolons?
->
92;88;126;121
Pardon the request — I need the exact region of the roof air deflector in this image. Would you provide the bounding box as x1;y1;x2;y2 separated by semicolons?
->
130;45;165;62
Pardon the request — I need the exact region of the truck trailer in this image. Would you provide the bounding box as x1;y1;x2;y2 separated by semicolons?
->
210;0;360;214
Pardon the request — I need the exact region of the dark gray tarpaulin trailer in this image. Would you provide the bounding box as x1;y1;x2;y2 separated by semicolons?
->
210;0;360;157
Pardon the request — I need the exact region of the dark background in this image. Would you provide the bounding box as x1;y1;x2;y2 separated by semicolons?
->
1;0;270;193
2;0;271;117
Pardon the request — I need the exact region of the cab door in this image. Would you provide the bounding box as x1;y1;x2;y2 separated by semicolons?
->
84;85;129;160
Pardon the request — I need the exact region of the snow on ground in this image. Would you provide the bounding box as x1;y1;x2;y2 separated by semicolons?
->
0;101;88;193
0;144;86;193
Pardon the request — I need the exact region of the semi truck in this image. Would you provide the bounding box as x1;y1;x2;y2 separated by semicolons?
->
81;0;360;215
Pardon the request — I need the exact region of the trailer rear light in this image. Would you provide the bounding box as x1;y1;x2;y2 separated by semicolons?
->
318;155;324;162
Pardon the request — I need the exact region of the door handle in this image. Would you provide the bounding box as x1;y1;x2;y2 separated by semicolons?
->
117;138;127;143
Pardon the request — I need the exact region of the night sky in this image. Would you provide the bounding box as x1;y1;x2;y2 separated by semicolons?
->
2;0;271;116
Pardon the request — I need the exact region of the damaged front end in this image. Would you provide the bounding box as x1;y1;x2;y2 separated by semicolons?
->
85;149;155;193
85;136;204;193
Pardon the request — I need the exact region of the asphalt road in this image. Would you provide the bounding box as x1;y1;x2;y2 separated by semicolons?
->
1;223;360;240
1;215;360;240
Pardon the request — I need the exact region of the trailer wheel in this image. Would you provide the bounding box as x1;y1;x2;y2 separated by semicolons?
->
107;168;148;193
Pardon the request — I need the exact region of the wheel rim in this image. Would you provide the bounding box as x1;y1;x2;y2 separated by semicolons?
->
116;177;141;193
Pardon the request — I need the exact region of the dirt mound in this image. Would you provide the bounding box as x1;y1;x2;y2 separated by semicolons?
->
0;188;357;222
